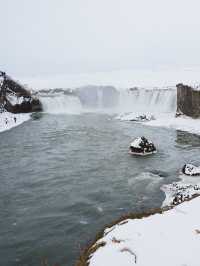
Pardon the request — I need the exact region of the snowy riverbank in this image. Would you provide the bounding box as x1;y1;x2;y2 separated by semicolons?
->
146;114;200;136
116;112;200;136
0;111;30;133
83;195;200;266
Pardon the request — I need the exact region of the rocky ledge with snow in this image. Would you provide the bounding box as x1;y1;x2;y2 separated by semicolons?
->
182;163;200;176
0;71;42;133
116;113;156;122
0;71;42;113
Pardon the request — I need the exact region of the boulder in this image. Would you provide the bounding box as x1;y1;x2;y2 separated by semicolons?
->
129;136;157;155
129;114;155;122
181;164;200;176
0;72;42;113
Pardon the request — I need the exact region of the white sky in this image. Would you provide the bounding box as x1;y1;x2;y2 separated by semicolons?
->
1;0;200;77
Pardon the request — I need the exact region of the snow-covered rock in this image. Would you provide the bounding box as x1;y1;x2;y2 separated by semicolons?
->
162;182;200;206
161;168;200;207
182;164;200;176
129;137;157;155
0;72;42;113
116;113;155;122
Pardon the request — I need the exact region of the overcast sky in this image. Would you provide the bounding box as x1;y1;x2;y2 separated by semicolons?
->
1;0;200;77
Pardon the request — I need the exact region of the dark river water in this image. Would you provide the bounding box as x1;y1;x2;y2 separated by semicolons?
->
1;113;200;266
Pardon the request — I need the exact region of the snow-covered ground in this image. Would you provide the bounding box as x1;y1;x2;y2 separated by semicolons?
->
0;111;30;133
117;112;200;136
88;195;200;266
146;114;200;136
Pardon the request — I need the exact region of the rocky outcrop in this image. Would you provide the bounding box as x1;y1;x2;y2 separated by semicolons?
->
0;71;42;113
176;83;200;118
129;137;157;155
182;164;200;176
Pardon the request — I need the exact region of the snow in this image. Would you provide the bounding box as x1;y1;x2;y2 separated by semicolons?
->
88;196;200;266
0;111;30;133
7;95;24;105
183;164;200;176
116;113;155;122
146;114;200;135
161;168;200;207
130;137;143;148
117;112;200;136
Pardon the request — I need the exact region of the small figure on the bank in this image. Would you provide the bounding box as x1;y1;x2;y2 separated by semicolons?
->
0;71;6;77
5;118;8;125
14;117;17;123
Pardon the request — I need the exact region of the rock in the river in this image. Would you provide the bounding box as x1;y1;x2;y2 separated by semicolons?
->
129;114;155;122
182;164;200;176
129;136;157;155
176;83;200;118
0;71;42;113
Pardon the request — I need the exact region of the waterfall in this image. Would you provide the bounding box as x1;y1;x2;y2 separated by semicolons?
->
40;94;83;114
118;88;177;114
37;86;177;115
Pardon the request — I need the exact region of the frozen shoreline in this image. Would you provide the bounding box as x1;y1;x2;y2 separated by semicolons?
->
146;114;200;135
116;112;200;136
86;195;200;266
0;111;30;133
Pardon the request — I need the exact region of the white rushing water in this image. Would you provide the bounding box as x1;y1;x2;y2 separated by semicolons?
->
38;86;177;116
118;88;176;114
40;95;83;114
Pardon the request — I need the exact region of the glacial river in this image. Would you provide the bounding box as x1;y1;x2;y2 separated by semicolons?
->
1;113;200;266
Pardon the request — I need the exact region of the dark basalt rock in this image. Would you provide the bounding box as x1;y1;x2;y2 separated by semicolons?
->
0;71;42;113
176;83;200;118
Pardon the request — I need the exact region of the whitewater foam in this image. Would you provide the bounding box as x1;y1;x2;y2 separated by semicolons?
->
118;88;176;114
41;95;83;114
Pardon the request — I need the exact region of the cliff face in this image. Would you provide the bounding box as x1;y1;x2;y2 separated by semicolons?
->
0;72;42;113
176;83;200;118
